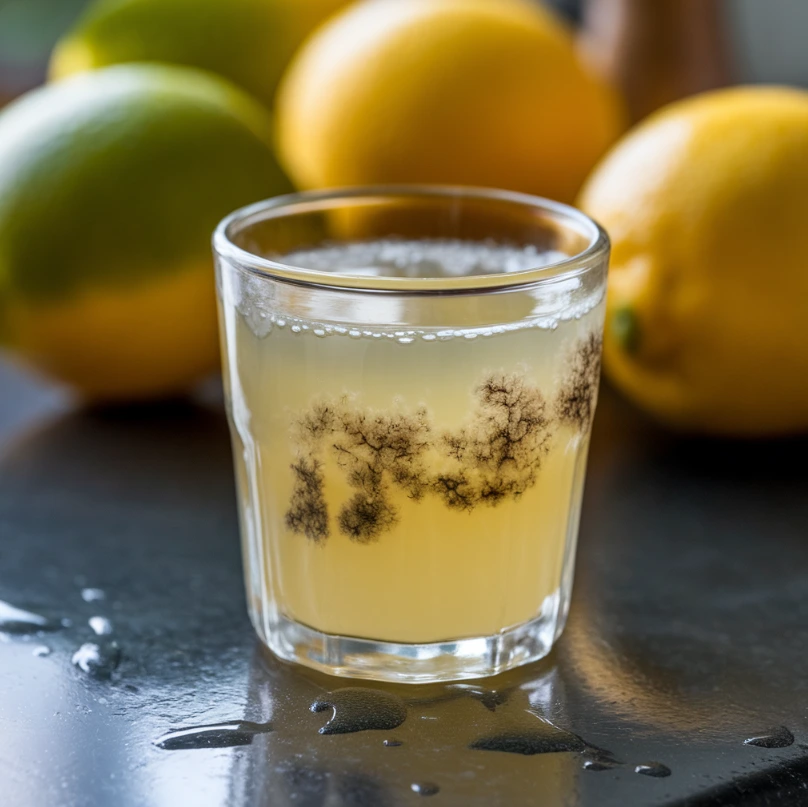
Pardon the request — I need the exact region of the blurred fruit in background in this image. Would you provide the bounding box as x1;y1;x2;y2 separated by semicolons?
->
579;86;808;436
49;0;350;107
277;0;625;203
2;0;808;431
0;64;291;401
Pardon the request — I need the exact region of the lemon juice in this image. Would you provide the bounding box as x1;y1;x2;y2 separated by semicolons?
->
220;239;604;653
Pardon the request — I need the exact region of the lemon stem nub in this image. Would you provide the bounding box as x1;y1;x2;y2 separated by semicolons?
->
611;306;640;354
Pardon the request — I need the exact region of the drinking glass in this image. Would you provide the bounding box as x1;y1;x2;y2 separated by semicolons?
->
213;186;609;683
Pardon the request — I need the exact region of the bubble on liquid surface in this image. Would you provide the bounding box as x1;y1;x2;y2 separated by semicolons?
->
411;782;440;797
0;600;62;635
283;239;567;280
310;688;407;735
744;726;794;749
635;762;672;778
72;641;120;679
88;616;113;636
155;720;272;750
81;588;105;603
236;238;601;342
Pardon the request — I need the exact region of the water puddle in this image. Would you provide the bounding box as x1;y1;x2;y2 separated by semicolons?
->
310;687;407;735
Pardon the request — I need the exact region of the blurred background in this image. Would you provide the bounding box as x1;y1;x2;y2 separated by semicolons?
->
4;0;808;102
1;0;807;439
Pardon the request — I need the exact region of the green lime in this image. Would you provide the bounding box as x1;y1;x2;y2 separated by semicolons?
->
50;0;350;107
0;63;292;400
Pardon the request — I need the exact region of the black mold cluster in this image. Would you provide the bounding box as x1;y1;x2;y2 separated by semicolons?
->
555;331;602;432
432;373;550;512
285;335;600;544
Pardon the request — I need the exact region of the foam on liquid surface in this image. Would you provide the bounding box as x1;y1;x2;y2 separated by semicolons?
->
233;239;594;340
282;239;568;279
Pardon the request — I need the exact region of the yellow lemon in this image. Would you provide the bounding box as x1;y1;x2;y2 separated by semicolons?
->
579;86;808;435
0;64;292;401
50;0;350;108
276;0;625;203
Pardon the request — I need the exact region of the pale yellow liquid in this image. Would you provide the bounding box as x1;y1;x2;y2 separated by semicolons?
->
222;240;603;644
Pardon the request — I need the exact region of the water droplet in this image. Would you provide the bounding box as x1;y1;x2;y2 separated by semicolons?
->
88;616;113;636
310;688;407;735
71;641;120;679
745;726;794;749
383;739;403;747
583;759;615;772
33;645;52;657
0;600;62;634
470;715;586;756
450;684;508;712
584;747;623;769
81;588;105;603
411;782;440;797
635;762;672;778
155;720;272;750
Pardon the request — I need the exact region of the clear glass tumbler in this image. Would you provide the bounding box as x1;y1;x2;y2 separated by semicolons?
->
213;186;609;683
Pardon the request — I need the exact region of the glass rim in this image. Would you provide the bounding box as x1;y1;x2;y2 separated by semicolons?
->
213;185;610;295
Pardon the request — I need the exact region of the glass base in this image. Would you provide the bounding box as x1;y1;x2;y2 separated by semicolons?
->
257;592;563;684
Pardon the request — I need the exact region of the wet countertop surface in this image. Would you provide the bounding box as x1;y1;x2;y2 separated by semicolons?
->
2;360;808;807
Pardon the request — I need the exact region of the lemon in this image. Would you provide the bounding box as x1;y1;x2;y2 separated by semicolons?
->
579;86;808;436
276;0;624;203
0;64;292;401
50;0;350;108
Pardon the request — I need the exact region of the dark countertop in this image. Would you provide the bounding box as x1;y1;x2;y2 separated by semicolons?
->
2;359;808;807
